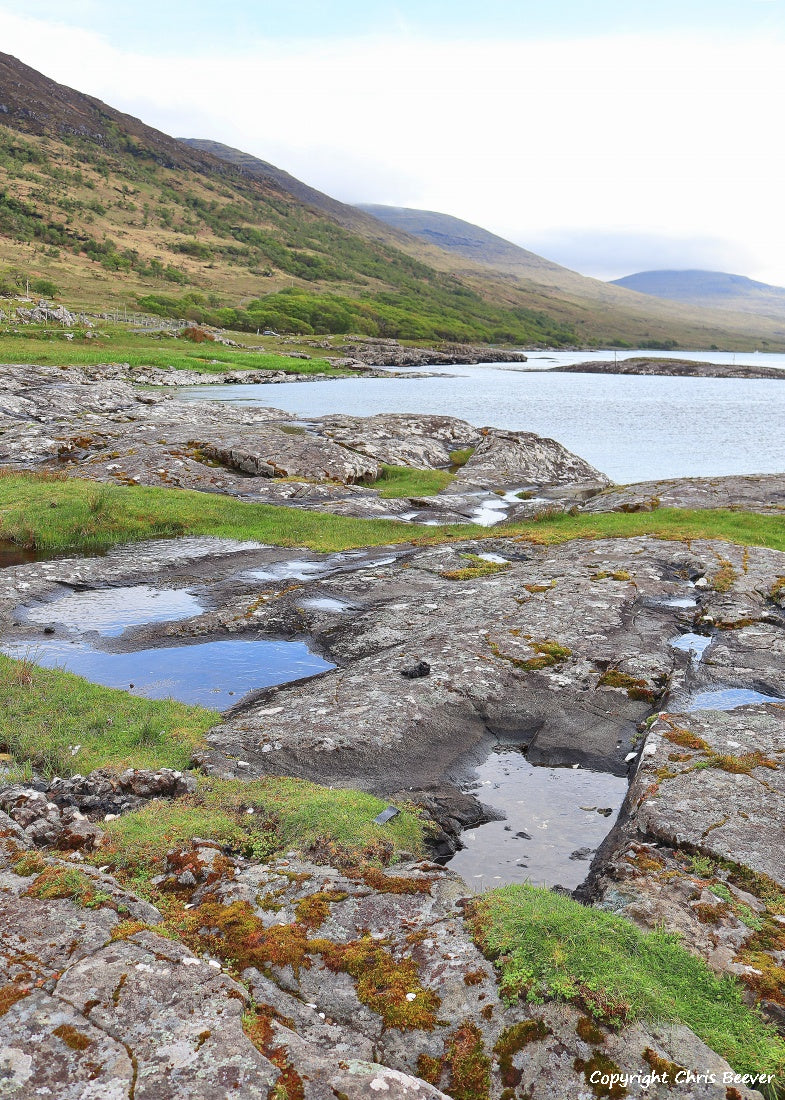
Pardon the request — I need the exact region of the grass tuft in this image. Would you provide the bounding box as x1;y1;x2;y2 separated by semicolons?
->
470;884;785;1080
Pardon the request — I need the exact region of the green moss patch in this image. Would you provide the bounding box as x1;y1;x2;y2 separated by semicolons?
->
470;884;785;1079
442;553;511;580
100;776;424;876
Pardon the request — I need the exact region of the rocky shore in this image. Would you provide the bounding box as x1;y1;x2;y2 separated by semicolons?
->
0;360;783;1097
545;357;785;380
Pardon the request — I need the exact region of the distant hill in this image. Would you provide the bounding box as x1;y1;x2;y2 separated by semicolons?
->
610;270;785;324
356;204;568;280
353;205;785;349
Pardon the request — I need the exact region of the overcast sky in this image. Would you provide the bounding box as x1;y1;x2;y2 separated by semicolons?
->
2;1;784;283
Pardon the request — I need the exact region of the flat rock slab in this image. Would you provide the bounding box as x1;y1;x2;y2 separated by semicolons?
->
632;706;785;888
202;536;785;790
582;473;785;515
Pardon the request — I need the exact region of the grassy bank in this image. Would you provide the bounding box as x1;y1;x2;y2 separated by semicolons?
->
472;885;785;1082
0;653;217;777
0;328;339;375
1;472;784;556
100;775;424;878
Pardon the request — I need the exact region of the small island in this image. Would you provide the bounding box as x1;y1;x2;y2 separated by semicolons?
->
544;356;785;379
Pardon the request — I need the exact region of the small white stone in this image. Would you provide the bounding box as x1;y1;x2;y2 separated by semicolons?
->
624;752;637;763
405;993;417;1001
207;960;221;969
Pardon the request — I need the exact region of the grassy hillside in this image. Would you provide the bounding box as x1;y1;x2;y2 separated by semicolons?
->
1;51;783;349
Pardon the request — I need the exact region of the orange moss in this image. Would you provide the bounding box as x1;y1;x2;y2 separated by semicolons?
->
0;983;30;1016
53;1023;92;1051
357;865;434;895
445;1022;491;1100
494;1019;551;1088
315;934;440;1030
293;890;347;930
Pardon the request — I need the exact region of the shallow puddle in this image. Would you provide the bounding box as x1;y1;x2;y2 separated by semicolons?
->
0;544;40;569
687;687;783;711
447;749;628;891
21;585;204;637
299;596;354;613
670;632;713;663
653;595;698;609
1;637;334;707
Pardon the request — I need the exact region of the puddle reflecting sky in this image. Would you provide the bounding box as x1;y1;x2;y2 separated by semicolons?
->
447;750;628;892
687;687;783;711
21;585;204;636
1;637;334;707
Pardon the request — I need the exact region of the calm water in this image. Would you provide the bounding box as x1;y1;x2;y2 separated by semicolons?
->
447;750;627;891
1;637;334;707
176;350;785;482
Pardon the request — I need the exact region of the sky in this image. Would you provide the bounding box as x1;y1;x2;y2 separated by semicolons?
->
2;1;784;284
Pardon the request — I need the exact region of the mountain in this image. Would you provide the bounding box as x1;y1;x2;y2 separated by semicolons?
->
1;51;784;349
610;270;785;324
353;205;785;349
356;204;568;280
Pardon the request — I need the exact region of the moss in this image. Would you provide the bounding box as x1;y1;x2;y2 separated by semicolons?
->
243;1009;304;1100
315;934;440;1030
12;851;48;877
643;1047;685;1080
356;865;434;895
577;1016;606;1044
26;866;112;909
664;727;711;752
711;559;737;592
183;901;312;978
449;447;475;468
445;1022;491;1100
524;580;556;593
769;576;785;603
574;1052;627;1098
53;1023;92;1051
416;1053;444;1086
293;890;347;930
442;554;511;580
494;1019;551;1087
488;636;571;671
0;983;30;1016
463;969;488;986
597;669;657;703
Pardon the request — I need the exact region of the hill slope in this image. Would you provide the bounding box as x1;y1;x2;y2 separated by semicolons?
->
1;51;783;349
611;270;785;324
354;205;785;350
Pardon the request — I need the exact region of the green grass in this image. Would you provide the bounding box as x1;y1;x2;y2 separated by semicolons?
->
0;328;339;375
0;653;217;777
374;465;455;498
2;473;784;558
100;775;425;875
471;885;785;1082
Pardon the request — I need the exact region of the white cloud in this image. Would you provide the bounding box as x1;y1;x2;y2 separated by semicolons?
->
1;11;784;281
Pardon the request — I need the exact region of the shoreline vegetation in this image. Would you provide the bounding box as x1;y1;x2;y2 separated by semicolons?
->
1;471;784;556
